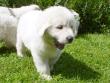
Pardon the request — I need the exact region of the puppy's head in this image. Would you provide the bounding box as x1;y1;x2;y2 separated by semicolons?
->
42;6;80;49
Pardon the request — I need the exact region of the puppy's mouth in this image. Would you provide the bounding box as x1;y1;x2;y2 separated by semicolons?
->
55;41;65;50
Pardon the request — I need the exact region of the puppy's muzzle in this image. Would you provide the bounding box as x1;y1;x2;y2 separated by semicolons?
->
55;36;73;50
66;36;73;43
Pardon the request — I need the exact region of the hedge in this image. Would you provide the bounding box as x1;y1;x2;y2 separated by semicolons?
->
0;0;110;34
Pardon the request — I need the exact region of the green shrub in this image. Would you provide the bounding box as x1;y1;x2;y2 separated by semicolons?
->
0;0;8;6
0;0;110;34
75;0;110;34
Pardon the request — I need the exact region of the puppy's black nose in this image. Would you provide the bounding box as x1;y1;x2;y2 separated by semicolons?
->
66;36;73;43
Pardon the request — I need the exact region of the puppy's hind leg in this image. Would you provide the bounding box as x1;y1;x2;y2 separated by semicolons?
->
16;35;24;57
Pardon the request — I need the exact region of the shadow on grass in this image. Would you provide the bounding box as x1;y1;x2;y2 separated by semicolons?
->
0;46;101;80
0;45;31;57
0;47;16;56
52;52;101;80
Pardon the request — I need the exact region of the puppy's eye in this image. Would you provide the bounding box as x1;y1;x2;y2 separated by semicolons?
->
57;25;63;29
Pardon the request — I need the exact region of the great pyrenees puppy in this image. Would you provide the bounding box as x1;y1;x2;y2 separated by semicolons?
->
0;4;40;47
16;6;80;80
0;4;40;18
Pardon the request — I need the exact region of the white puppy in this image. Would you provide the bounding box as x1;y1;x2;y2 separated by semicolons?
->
0;4;40;47
0;4;40;18
16;6;80;80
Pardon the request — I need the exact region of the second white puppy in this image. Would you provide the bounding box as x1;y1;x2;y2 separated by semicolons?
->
0;4;40;47
16;6;80;80
0;4;40;18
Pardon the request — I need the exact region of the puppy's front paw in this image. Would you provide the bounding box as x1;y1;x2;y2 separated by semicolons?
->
17;53;24;58
41;74;52;80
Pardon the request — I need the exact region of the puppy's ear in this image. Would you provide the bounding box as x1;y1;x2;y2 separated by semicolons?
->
71;10;80;36
39;23;51;36
71;10;80;21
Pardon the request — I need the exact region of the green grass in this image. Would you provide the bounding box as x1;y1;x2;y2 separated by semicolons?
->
0;34;110;83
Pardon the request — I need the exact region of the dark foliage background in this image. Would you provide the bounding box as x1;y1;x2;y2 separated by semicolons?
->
0;0;110;34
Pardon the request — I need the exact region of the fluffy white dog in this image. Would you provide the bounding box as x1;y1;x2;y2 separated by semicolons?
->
0;4;40;47
0;4;40;18
16;6;80;80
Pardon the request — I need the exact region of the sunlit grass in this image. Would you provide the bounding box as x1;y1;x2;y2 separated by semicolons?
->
0;34;110;82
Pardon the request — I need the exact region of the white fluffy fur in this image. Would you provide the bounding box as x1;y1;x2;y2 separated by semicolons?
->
0;4;40;18
16;6;80;80
0;4;40;47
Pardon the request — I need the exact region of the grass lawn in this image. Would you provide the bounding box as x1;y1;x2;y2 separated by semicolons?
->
0;34;110;83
